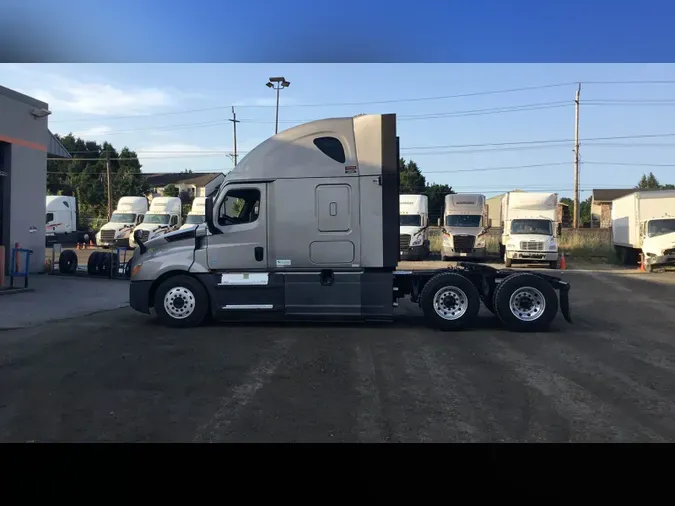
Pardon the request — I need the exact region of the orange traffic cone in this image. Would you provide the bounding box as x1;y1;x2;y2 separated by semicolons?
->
89;240;94;248
559;252;567;270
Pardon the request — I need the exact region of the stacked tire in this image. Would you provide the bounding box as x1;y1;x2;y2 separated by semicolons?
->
87;251;120;278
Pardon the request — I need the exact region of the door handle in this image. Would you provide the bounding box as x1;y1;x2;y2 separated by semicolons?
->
254;246;264;262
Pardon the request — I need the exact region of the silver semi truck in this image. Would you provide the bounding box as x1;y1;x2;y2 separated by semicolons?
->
128;113;572;332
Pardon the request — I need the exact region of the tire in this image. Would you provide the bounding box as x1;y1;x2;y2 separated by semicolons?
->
154;275;209;328
419;272;481;331
504;257;513;268
87;251;101;276
58;250;78;275
99;252;112;277
493;273;559;332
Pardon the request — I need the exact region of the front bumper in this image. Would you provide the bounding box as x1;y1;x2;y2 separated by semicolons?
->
506;250;558;261
645;254;675;267
129;280;153;314
442;246;487;258
400;245;427;260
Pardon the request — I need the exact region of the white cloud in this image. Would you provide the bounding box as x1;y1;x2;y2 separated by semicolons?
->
136;143;224;159
72;126;112;138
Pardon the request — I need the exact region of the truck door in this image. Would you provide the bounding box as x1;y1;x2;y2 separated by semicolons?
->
207;183;267;271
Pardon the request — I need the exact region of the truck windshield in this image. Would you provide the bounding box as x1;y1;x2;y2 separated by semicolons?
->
400;215;421;226
186;215;205;224
511;219;552;235
647;218;675;237
143;214;170;225
446;215;481;227
110;212;136;223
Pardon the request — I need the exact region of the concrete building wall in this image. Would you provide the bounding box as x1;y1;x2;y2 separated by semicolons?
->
0;87;50;273
486;194;504;228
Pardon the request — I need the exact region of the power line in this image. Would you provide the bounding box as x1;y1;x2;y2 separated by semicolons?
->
50;82;577;123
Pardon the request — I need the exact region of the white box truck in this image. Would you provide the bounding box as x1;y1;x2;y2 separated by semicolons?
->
45;195;96;246
179;197;207;230
96;196;148;248
500;192;560;269
127;114;572;333
441;193;489;260
611;190;675;272
399;194;430;260
128;196;182;249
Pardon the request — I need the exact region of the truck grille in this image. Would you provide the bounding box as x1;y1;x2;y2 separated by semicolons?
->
453;235;475;251
520;241;545;251
100;230;116;243
139;230;150;242
664;248;675;256
400;234;411;249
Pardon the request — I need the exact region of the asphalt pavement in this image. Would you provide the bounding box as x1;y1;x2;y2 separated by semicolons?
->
1;269;674;442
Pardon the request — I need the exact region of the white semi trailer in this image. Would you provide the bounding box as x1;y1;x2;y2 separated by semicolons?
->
128;114;572;333
128;196;182;249
96;196;148;248
500;192;560;269
180;197;207;230
399;194;430;260
611;190;675;272
441;193;489;260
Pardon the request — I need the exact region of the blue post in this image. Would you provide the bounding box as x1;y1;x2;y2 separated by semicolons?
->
10;248;33;289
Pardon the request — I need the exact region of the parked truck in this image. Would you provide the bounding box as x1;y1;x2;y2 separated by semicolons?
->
399;194;430;260
128;196;182;249
179;197;207;230
96;196;148;248
441;193;489;260
611;190;675;272
128;114;572;332
45;195;96;246
499;192;560;269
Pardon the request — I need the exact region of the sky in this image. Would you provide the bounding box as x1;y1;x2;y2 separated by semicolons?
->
3;63;675;200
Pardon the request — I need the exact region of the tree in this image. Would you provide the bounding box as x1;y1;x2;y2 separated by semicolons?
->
163;184;180;197
636;172;674;190
560;196;591;226
637;172;661;189
399;158;426;194
47;134;148;226
424;183;455;225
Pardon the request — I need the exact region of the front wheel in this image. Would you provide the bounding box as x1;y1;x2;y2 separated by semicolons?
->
419;272;481;331
154;275;210;328
493;273;559;332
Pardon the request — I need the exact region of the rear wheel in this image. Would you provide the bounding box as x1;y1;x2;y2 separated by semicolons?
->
493;273;558;332
87;251;101;276
419;272;481;331
154;275;209;328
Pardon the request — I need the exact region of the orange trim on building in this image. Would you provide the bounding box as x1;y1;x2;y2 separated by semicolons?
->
0;134;47;152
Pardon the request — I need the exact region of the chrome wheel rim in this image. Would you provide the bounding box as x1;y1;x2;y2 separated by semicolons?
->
509;287;546;322
164;286;196;319
433;286;469;320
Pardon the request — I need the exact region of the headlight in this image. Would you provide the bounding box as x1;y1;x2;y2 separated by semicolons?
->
443;235;452;245
475;237;486;248
411;235;423;246
506;242;516;250
549;241;557;251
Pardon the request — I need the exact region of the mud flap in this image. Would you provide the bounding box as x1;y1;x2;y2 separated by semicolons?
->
559;285;572;323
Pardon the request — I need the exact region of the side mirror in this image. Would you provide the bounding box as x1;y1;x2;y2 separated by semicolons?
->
134;229;147;254
204;196;220;235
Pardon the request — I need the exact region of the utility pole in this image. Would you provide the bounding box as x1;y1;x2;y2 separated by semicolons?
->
106;150;112;221
573;82;581;229
229;106;240;166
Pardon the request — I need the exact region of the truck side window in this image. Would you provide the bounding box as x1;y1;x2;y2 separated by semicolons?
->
218;188;261;226
46;212;54;223
313;137;346;164
170;215;178;226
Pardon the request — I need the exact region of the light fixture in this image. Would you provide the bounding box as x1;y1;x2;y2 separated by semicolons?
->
30;107;52;119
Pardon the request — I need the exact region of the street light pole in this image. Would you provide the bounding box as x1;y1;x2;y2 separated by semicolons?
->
266;76;290;135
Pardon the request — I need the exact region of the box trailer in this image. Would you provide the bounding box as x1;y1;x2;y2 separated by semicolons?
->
611;190;675;271
128;114;572;332
499;192;560;269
